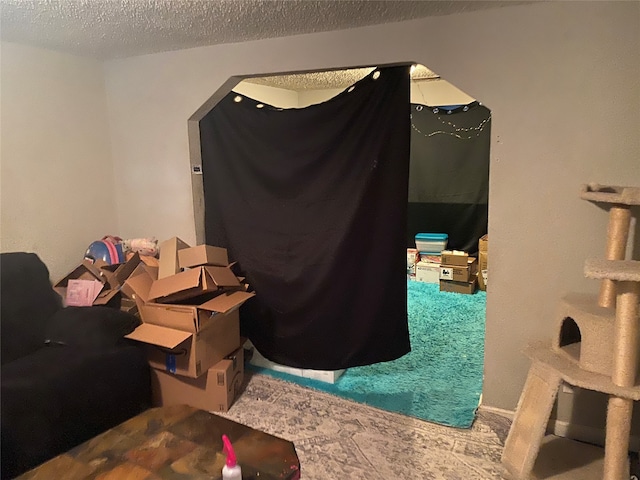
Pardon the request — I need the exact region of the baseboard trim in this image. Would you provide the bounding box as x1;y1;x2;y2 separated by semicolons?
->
478;405;514;420
479;405;640;451
549;417;640;452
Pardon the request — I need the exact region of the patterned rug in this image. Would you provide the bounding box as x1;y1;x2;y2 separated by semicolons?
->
220;371;510;480
251;280;487;428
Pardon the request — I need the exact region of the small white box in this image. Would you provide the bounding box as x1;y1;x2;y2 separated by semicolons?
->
416;261;440;283
302;369;346;384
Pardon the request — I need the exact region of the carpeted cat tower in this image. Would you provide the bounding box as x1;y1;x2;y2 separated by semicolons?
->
502;184;640;479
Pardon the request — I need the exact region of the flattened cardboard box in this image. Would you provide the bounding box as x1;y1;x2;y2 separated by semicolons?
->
151;346;244;412
148;265;241;304
178;245;229;269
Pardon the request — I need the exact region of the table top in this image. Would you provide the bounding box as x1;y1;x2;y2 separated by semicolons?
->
18;404;300;480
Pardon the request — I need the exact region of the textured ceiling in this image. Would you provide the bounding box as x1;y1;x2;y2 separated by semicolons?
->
0;0;525;59
0;0;524;90
247;65;438;91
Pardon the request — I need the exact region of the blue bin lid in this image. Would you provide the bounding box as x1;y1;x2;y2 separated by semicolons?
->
415;233;448;241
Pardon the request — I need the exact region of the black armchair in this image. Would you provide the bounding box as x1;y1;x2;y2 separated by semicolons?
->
1;252;152;478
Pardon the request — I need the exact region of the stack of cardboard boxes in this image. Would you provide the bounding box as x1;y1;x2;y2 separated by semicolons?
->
122;237;254;412
439;251;478;294
54;236;253;413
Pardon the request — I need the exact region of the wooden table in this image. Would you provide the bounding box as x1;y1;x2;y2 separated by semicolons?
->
17;404;300;480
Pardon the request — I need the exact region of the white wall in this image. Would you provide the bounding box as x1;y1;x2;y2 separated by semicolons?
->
411;79;475;106
0;42;117;280
102;1;640;434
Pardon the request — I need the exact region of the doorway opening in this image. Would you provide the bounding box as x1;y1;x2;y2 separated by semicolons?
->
188;63;490;428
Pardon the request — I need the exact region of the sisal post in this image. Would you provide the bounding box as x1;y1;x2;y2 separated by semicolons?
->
598;207;631;308
603;281;639;480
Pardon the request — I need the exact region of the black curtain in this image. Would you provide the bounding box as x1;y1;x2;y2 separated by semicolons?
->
407;102;491;254
200;67;411;369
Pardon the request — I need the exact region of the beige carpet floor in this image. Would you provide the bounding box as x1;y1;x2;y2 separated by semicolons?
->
218;370;512;480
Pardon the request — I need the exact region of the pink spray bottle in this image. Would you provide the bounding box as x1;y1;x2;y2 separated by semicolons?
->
222;434;242;480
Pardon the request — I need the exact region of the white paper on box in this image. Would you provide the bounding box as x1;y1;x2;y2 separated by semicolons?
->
440;267;454;281
65;279;103;306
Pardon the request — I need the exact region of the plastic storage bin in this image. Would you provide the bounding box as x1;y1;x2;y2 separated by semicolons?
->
415;233;448;254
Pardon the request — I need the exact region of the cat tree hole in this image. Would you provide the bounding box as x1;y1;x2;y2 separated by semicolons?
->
559;317;582;362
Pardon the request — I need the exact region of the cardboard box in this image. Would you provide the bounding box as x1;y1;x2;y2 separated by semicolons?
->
479;234;488;253
151;346;245;412
441;251;470;267
126;307;242;378
440;257;477;282
54;261;110;305
158;237;190;279
440;276;477;294
416;261;440;283
148;265;242;304
478;235;488;291
179;245;229;269
123;263;254;378
124;259;254;377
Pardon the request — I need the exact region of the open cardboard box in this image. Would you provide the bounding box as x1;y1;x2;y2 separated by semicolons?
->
151;345;245;412
148;265;242;304
54;253;143;307
123;260;254;378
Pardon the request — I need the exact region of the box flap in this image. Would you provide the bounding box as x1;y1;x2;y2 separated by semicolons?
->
92;287;121;306
148;267;205;301
199;290;255;314
54;261;107;288
140;303;198;332
125;323;192;349
99;253;140;289
158;237;190;279
203;266;241;288
124;263;157;303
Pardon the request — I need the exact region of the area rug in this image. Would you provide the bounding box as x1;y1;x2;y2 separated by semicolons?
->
249;280;487;428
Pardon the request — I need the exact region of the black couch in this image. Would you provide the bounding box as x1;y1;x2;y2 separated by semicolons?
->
1;252;152;478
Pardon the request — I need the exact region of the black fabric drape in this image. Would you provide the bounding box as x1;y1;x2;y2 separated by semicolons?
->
200;67;411;369
407;102;491;254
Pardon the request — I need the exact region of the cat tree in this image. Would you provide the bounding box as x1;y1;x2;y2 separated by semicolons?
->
502;184;640;480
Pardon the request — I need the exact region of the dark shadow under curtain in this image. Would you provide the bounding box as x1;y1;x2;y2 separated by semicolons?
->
407;102;491;254
199;66;411;370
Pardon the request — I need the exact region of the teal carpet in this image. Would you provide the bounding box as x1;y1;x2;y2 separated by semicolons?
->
250;280;486;428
